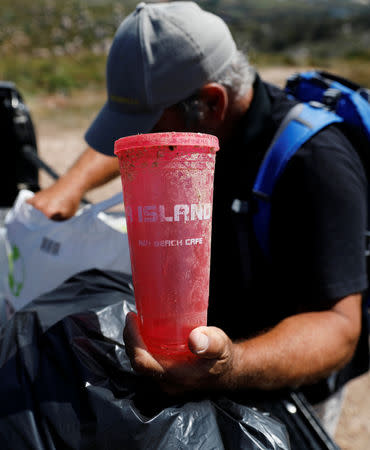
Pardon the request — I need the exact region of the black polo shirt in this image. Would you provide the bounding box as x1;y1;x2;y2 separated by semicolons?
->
208;75;369;403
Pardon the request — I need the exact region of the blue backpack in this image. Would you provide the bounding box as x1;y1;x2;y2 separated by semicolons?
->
253;70;370;258
252;71;370;310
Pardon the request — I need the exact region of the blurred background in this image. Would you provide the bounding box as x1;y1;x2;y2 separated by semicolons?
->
0;1;369;448
1;0;369;96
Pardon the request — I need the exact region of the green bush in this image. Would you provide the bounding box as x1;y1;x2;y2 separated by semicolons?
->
0;53;106;95
1;0;369;94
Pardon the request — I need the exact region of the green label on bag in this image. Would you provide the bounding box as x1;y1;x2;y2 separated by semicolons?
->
8;245;24;297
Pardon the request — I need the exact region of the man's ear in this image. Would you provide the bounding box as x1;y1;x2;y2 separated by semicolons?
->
198;83;229;125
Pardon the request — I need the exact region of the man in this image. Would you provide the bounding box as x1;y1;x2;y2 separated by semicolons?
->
28;1;369;436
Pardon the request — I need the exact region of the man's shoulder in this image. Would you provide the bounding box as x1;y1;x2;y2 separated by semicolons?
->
262;80;299;125
261;79;364;168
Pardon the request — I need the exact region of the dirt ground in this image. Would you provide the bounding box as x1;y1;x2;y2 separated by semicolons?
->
29;66;369;450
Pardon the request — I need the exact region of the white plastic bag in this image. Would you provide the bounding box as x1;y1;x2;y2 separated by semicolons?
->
0;227;14;326
3;190;131;311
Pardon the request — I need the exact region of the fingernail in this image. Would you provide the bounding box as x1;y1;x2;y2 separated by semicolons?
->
195;332;209;354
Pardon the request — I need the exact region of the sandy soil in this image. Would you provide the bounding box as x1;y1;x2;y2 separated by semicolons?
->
29;66;369;450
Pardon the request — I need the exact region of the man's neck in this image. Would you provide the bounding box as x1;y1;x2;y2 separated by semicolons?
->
218;87;254;145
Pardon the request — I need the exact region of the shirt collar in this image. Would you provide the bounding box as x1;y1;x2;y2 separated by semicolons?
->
214;74;275;197
241;73;273;149
233;74;275;194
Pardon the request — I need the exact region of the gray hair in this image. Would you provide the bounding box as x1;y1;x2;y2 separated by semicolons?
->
213;50;255;99
179;50;255;125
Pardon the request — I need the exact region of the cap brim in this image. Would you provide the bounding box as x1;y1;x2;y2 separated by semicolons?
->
84;102;163;156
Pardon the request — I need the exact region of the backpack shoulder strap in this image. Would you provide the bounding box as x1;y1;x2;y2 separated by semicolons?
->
252;102;343;257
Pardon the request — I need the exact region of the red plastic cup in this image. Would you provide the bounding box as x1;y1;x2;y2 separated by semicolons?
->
114;132;219;358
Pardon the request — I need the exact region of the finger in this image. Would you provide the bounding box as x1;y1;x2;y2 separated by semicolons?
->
123;312;164;376
188;326;230;360
26;197;46;212
123;312;147;354
25;197;35;206
25;198;57;219
49;213;68;221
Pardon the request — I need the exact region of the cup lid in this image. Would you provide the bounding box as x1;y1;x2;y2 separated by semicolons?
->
114;132;219;155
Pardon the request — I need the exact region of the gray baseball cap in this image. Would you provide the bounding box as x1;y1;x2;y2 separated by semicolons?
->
85;1;237;155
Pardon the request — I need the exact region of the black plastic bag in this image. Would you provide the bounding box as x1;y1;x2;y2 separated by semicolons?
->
0;269;290;450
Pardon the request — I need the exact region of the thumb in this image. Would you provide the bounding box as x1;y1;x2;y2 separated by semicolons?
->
188;326;230;359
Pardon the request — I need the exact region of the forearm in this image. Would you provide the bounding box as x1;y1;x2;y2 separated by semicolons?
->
57;146;120;196
124;292;362;397
27;146;121;219
229;295;362;391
